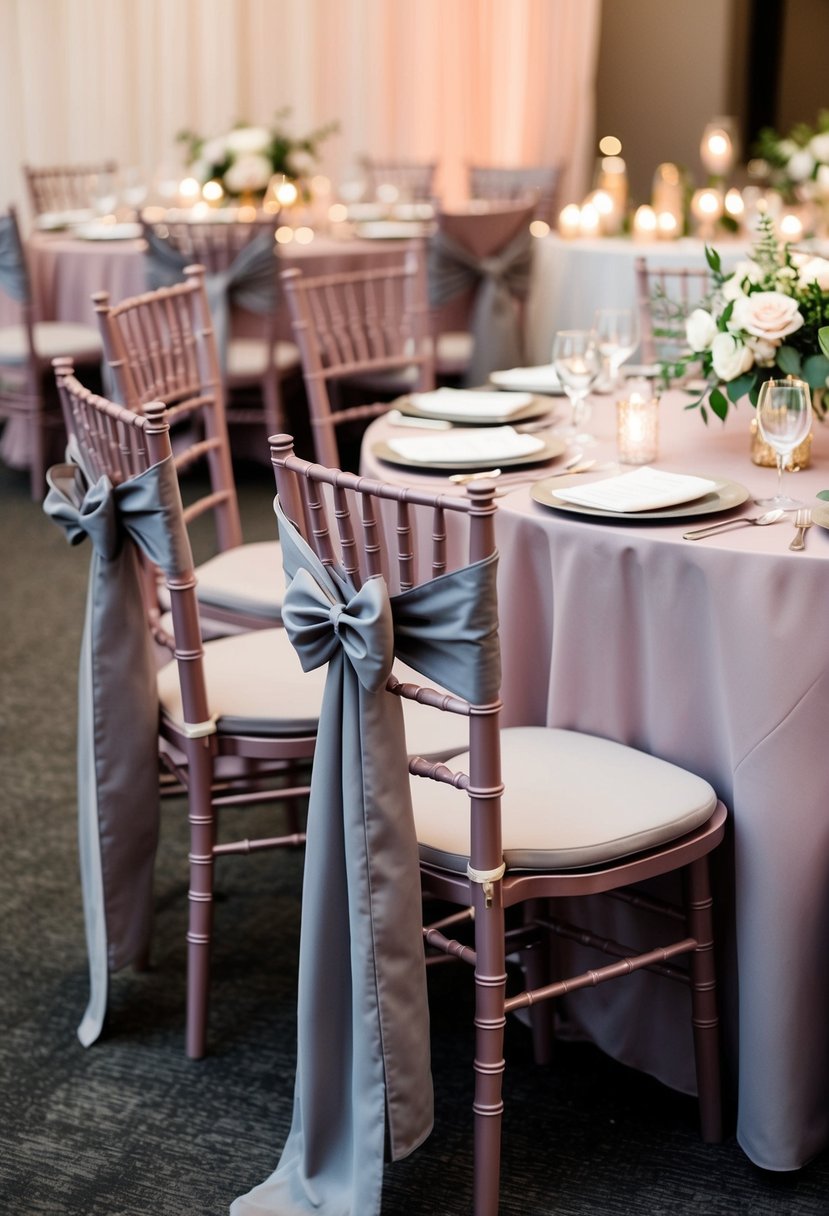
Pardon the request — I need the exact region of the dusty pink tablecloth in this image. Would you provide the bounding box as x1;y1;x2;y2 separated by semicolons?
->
360;391;829;1172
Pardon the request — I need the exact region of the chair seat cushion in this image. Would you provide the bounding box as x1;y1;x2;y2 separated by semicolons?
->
227;338;300;378
157;540;287;624
158;628;469;758
0;322;102;364
412;726;718;873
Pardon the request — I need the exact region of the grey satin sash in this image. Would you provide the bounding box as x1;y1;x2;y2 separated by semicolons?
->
143;228;276;366
231;503;500;1216
43;447;193;1046
0;214;30;304
427;225;534;386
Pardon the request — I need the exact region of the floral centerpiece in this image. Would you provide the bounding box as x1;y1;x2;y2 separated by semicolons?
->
755;111;829;203
664;212;829;423
178;108;338;200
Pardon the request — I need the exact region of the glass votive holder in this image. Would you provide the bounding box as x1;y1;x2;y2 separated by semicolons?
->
617;391;659;464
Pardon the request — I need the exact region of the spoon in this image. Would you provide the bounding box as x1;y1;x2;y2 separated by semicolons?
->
449;451;587;486
682;508;785;540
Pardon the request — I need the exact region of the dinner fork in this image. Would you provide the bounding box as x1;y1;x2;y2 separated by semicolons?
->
788;507;813;551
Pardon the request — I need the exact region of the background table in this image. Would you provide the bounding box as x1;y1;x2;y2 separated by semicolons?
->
360;393;829;1173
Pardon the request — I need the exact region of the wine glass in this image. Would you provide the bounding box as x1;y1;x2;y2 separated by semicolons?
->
121;167;148;214
552;329;601;444
755;378;812;508
593;307;639;392
87;171;119;219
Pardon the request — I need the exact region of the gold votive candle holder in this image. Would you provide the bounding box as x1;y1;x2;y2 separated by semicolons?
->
749;417;812;470
617;391;659;464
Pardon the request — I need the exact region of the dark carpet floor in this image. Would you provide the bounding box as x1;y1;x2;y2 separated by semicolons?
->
3;451;829;1216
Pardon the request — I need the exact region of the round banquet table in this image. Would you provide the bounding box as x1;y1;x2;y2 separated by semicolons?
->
524;233;750;364
359;391;829;1173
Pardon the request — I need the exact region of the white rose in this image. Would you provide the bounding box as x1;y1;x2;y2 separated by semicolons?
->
711;332;754;381
788;149;815;182
809;133;829;163
190;158;210;184
798;256;829;291
779;139;797;159
745;336;778;367
201;136;227;164
225;126;272;155
721;259;763;300
224;153;273;193
685;308;717;352
730;291;804;342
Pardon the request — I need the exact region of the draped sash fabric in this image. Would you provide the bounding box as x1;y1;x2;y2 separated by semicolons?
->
43;448;193;1046
427;225;534;386
0;213;29;304
143;228;277;366
231;503;500;1216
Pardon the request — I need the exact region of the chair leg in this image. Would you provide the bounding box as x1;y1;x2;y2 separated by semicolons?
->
519;899;554;1066
262;370;283;437
473;888;507;1216
186;739;217;1059
685;856;723;1142
29;407;46;501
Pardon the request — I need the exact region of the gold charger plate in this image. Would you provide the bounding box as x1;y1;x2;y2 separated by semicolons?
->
810;500;829;530
396;393;554;427
372;433;566;473
530;473;750;521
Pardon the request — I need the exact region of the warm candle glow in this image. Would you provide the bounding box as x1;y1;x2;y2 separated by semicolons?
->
276;179;299;206
700;122;735;177
178;177;201;205
529;219;550;238
656;211;679;239
202;180;224;203
579;203;600;236
591;190;614;217
599;135;622;156
558;203;582;238
294;226;315;244
633;204;658;241
328;202;349;223
275;225;295;244
724;188;745;218
617;392;659;464
780;212;804;241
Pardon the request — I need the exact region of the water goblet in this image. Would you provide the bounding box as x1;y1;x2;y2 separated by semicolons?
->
552;329;601;444
755;377;812;508
593;307;639;392
87;171;119;219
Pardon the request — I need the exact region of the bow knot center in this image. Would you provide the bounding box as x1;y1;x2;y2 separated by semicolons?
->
329;602;345;636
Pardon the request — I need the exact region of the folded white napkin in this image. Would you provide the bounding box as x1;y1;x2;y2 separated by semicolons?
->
408;388;533;420
490;364;562;393
35;209;94;230
387;426;545;464
552;467;719;513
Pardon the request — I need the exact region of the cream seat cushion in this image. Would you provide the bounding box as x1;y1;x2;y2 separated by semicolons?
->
227;338;300;379
412;726;718;873
157;629;468;758
0;322;102;364
157;540;287;623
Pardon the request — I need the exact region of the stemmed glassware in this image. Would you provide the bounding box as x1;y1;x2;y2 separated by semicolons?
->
755;377;812;508
87;171;119;219
593;307;639;391
552;329;601;444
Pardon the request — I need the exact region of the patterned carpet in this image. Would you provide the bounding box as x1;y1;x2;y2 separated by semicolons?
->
2;454;829;1215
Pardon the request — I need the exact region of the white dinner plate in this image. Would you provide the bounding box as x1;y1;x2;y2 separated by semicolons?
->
531;473;749;521
372;433;566;472
35;209;95;231
355;220;432;240
397;390;552;426
73;221;143;241
489;365;566;395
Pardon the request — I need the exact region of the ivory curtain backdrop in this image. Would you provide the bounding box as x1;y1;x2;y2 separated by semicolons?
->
0;0;600;216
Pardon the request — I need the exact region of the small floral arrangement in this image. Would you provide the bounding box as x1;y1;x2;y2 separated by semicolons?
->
178;108;338;199
663;212;829;423
755;111;829;204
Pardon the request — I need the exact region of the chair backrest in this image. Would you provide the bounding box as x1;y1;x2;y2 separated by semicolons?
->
92;266;243;551
362;157;437;202
468;164;562;226
280;252;435;466
53;360;210;721
140;214;278;277
24;160;118;218
436;197;537;260
635;256;713;364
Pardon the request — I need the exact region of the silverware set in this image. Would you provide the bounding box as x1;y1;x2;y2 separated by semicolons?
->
788;508;814;551
683;506;817;550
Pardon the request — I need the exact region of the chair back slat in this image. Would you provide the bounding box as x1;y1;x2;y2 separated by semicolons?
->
361;158;436;202
93;268;243;553
24;160;118;217
431;506;447;577
333;484;361;585
635;256;712;364
468;164;561;227
282;253;435;466
396;500;414;592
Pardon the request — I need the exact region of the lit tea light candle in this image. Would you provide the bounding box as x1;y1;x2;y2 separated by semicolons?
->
632;204;658;241
779;212;804;242
656;210;679;240
617;390;659;464
724;188;745;220
579;203;600;237
276;178;299;206
178;176;201;208
529;219;550;238
294;226;315;244
328;202;349;224
691;188;722;239
700;123;734;178
202;180;224;205
275;225;295;244
558;203;582;239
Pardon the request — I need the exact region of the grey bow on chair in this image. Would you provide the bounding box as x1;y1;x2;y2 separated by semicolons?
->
143;228;276;366
231;504;500;1216
0;213;30;305
43;445;192;1046
427;225;534;386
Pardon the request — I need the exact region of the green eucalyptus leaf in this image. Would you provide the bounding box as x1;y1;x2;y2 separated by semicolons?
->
819;326;829;360
802;354;829;389
704;245;722;274
709;387;729;421
776;345;802;376
726;372;754;403
700;404;709;425
718;299;734;329
817;489;829;501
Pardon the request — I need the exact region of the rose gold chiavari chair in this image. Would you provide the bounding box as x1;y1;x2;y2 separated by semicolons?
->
361;156;437;201
281;253;435;467
266;435;727;1216
93;266;286;635
468;163;563;227
140;215;301;439
24;159;118;219
48;363;324;1059
635;255;713;365
0;205;102;498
